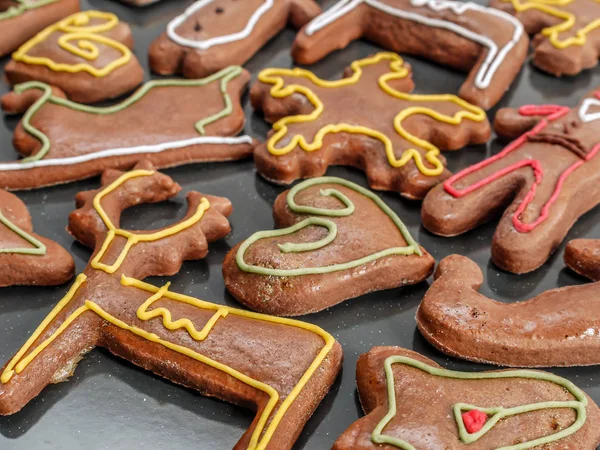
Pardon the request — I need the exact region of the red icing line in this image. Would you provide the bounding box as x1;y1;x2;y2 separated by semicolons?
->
443;103;600;233
462;409;487;434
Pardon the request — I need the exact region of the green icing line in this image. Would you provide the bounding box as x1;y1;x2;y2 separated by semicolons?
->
374;355;588;450
14;65;244;163
0;0;59;21
235;176;421;277
0;210;46;255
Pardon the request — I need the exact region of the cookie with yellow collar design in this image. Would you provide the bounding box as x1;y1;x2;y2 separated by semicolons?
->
250;53;491;200
490;0;600;76
0;161;342;450
5;11;144;104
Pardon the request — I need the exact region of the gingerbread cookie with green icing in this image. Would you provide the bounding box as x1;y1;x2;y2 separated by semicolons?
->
149;0;321;79
0;0;79;58
223;176;434;316
333;347;600;450
5;11;144;104
0;65;255;191
0;161;343;450
564;239;600;281
490;0;600;76
417;254;600;367
251;53;491;200
293;0;529;110
0;189;74;287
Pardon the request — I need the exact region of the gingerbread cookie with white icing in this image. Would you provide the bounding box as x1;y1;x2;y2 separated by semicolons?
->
333;347;600;449
5;11;144;104
223;177;434;316
491;0;600;76
149;0;321;78
0;0;80;58
0;65;255;191
0;161;343;450
251;52;491;200
292;0;529;110
422;89;600;274
0;189;74;287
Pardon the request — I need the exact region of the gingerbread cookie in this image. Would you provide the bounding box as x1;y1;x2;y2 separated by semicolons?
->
223;177;434;316
149;0;321;78
491;0;600;76
565;239;600;281
422;89;600;274
0;161;343;450
251;53;491;200
333;346;600;449
292;0;529;110
0;65;255;191
0;0;80;58
5;11;144;104
0;189;74;287
417;254;600;367
119;0;160;5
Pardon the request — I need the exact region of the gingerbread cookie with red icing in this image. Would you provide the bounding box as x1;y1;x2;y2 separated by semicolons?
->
0;161;343;450
251;52;491;200
0;189;74;287
5;11;144;104
0;0;79;58
418;254;600;367
223;176;434;316
0;65;255;191
422;89;600;274
491;0;600;76
149;0;321;78
565;239;600;281
292;0;529;110
333;346;600;449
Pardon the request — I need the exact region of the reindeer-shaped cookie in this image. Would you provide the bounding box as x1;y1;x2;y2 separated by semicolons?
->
333;347;600;450
0;161;342;450
491;0;600;76
423;89;600;274
251;52;490;200
150;0;321;78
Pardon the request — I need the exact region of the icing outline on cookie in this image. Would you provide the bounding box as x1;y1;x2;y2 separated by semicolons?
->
236;176;422;276
0;210;46;255
304;0;524;89
579;92;600;123
259;52;486;177
0;0;60;21
373;355;588;449
166;0;274;50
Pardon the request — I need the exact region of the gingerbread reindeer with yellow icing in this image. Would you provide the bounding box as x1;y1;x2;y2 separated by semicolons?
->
0;161;342;450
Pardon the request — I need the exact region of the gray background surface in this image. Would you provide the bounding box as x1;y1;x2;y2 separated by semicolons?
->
0;0;600;448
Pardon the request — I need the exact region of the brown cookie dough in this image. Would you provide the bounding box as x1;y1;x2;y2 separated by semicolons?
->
5;11;144;104
417;254;600;367
0;0;80;58
490;0;600;76
149;0;321;78
119;0;160;5
333;346;600;449
0;65;255;191
223;177;434;316
422;90;600;274
0;161;343;450
0;189;74;287
292;0;529;110
565;239;600;281
251;52;490;200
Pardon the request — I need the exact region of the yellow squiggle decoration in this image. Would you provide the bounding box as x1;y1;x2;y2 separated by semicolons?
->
503;0;600;49
12;11;132;77
259;52;486;177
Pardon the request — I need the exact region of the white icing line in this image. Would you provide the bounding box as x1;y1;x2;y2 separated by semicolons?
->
0;136;254;172
167;0;273;50
579;98;600;123
304;0;524;90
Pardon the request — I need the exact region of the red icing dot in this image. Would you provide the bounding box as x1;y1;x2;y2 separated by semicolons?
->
462;409;488;434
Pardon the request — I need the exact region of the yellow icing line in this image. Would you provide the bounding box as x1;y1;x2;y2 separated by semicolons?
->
503;0;600;49
12;11;132;77
259;52;486;177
